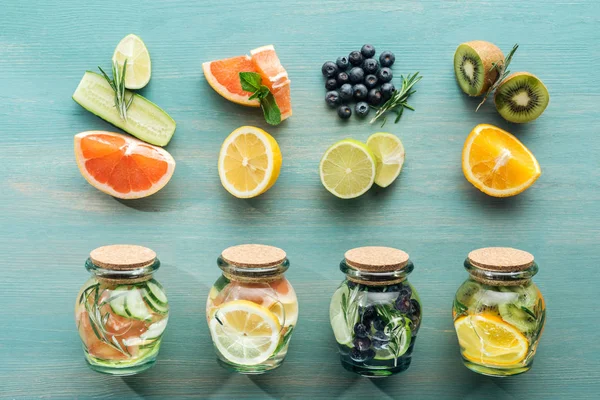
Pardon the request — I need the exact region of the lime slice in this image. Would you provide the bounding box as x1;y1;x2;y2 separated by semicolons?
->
366;132;405;188
112;34;151;89
329;285;356;346
319;139;376;199
374;317;411;360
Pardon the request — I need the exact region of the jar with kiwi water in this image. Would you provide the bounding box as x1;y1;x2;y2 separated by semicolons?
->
453;247;546;376
329;247;422;377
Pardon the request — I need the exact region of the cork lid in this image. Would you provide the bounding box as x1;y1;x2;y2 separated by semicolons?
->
344;246;409;272
221;244;287;268
90;245;157;270
467;247;534;272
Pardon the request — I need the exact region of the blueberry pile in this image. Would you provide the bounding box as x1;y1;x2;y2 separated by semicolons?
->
345;281;421;365
322;44;396;120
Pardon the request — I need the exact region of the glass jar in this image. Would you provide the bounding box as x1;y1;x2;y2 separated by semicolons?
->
74;245;169;375
453;247;546;377
206;244;298;374
329;246;422;377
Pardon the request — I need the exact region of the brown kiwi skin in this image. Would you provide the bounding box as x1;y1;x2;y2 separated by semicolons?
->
494;72;550;122
461;41;505;96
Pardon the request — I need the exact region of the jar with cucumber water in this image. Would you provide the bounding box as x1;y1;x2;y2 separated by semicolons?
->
453;247;546;376
329;247;422;377
74;245;169;375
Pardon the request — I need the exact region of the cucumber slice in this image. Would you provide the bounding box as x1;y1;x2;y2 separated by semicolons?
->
145;280;167;306
143;288;169;315
72;71;176;146
124;290;153;320
108;287;130;318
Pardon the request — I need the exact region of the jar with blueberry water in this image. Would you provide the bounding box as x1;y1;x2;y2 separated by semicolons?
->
329;246;422;377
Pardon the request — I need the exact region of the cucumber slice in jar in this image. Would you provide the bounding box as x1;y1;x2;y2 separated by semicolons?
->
72;71;176;146
143;287;169;315
108;287;131;318
145;279;167;306
142;318;168;340
124;289;153;320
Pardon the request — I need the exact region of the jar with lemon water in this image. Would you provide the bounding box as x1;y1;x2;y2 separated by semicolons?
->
206;244;298;373
453;247;546;376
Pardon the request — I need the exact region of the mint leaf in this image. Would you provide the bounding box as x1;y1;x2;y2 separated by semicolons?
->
260;92;281;125
239;72;262;93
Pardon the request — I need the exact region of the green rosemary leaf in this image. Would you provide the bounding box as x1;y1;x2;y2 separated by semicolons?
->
477;44;518;111
88;314;102;341
370;72;421;124
98;59;132;121
271;326;295;358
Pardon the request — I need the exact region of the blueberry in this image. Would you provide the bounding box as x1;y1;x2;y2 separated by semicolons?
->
353;337;371;352
372;331;390;349
348;51;363;66
325;78;338;91
325;91;341;107
362;58;379;74
337;105;352;119
399;283;412;299
348;67;365;84
321;61;338;78
346;280;357;289
364;349;376;361
379;51;396;68
349;347;368;362
354;323;368;338
336;72;349;87
377;67;393;83
355;102;370;118
336;56;350;71
364;74;378;89
367;89;383;106
352;84;368;100
409;299;421;333
395;296;411;313
372;317;386;331
339;83;353;101
362;306;376;322
361;44;376;58
380;82;396;100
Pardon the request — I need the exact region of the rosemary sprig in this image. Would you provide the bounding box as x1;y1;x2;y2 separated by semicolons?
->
476;44;518;111
370;72;422;126
98;60;134;121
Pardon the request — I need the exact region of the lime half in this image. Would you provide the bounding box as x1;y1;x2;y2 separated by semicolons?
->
374;317;411;361
329;285;355;346
319;139;376;199
366;132;405;188
112;34;151;89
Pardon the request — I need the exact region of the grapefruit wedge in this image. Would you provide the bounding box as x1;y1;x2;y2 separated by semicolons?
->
251;45;292;121
203;55;260;107
74;131;176;199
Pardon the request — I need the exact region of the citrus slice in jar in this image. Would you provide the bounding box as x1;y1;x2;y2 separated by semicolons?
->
454;313;529;366
209;300;282;365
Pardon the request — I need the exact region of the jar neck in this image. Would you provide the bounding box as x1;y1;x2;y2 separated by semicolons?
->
464;259;538;286
340;259;413;286
217;256;289;283
85;257;159;284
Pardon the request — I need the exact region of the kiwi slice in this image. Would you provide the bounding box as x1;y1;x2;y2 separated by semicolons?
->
454;41;504;96
494;72;549;123
499;303;537;334
455;280;482;308
500;284;538;308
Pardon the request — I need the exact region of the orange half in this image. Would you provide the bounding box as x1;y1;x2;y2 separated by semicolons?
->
462;124;541;197
74;131;176;199
251;45;292;120
202;55;260;107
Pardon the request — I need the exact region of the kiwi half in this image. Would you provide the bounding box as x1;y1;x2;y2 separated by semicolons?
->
494;72;549;123
454;41;504;96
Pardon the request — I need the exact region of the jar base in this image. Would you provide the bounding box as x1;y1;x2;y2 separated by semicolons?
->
85;356;156;376
462;359;531;377
340;358;412;378
216;357;284;375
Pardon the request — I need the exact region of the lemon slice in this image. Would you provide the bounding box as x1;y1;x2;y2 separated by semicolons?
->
209;300;282;366
218;126;282;199
454;313;529;366
269;301;299;327
319;139;376;199
366;132;405;188
112;34;151;89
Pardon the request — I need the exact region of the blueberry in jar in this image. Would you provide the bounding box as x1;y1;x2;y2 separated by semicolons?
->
395;295;412;313
362;58;379;74
399;283;412;299
367;89;383;106
348;51;363;66
361;44;376;58
336;56;350;71
364;74;378;89
372;317;386;331
355;102;370;118
372;331;390;349
354;337;371;352
354;323;368;338
322;61;338;78
362;306;376;322
339;84;353;101
377;67;393;83
380;82;396;100
379;51;396;68
349;347;368;363
325;78;338;91
325;91;341;107
352;84;368;101
337;105;352;119
348;67;365;84
336;72;349;86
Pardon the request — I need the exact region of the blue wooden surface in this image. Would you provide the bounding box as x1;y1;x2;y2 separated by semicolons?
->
1;1;599;399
